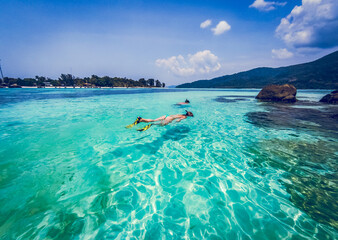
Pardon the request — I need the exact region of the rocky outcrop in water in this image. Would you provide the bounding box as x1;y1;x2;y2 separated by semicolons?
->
256;84;297;102
214;96;252;103
246;104;338;133
319;90;338;104
247;138;338;229
245;101;338;228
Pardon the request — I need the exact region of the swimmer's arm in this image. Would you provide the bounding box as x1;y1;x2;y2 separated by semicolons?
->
175;116;186;122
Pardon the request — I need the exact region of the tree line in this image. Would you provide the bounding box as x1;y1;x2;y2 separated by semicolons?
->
2;74;165;88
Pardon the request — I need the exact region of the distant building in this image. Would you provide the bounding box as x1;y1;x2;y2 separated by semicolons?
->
43;82;52;87
9;84;22;88
83;83;93;88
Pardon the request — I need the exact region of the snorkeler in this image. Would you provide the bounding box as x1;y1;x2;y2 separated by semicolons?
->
126;110;194;131
176;99;190;105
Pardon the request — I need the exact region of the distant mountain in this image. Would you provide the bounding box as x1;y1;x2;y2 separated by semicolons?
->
176;51;338;89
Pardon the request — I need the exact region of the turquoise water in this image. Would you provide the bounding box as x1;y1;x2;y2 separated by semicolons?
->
0;88;337;239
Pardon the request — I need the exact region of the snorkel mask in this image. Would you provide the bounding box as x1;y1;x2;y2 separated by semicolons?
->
185;110;194;117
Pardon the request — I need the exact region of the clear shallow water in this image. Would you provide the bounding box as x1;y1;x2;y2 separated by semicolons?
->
0;88;337;239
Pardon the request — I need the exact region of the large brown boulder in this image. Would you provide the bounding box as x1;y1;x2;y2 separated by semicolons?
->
256;84;297;102
319;90;338;104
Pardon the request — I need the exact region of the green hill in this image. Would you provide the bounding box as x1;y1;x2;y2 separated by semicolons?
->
176;51;338;89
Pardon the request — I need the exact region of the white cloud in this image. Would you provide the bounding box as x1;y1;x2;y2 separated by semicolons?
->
155;50;221;77
200;19;212;29
276;0;338;48
271;48;294;59
211;21;231;35
249;0;286;12
303;0;321;4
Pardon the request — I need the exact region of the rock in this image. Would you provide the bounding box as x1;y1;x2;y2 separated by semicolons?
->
319;90;338;104
256;84;297;102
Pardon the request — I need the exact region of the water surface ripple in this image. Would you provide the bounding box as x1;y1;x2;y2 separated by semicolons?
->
0;89;337;239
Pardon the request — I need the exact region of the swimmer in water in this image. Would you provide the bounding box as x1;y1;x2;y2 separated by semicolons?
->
126;110;194;131
176;99;190;105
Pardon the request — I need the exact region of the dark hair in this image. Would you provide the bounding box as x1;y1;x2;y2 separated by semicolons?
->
185;110;194;117
185;99;190;103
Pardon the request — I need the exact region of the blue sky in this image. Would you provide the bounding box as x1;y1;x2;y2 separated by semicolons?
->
1;0;338;85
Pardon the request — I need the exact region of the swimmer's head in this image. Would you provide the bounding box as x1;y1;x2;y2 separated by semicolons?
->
185;99;190;103
185;110;194;117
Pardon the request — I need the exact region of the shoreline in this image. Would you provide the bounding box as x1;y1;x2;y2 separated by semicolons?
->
0;86;334;91
4;86;165;89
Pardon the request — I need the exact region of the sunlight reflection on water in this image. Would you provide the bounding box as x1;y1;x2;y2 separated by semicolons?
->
0;88;337;239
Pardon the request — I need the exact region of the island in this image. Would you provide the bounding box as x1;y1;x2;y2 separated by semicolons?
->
176;50;338;89
0;74;165;88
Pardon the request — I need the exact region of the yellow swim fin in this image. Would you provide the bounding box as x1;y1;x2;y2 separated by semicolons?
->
137;124;153;132
126;117;142;128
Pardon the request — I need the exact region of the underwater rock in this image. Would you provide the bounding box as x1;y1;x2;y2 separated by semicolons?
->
246;104;338;133
214;97;238;103
319;90;338;104
215;96;251;103
246;100;338;228
256;84;297;102
247;139;338;229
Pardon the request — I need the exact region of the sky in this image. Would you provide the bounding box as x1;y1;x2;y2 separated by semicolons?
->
1;0;338;85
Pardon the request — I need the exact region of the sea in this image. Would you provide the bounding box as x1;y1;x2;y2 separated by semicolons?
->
0;88;337;239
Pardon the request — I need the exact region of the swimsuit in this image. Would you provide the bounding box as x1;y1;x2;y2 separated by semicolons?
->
160;115;168;124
